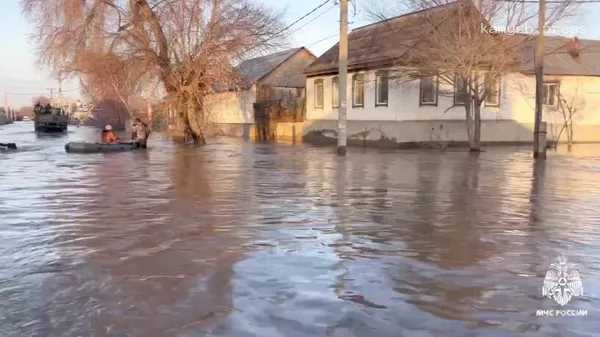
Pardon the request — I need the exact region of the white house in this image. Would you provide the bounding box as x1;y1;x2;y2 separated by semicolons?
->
303;3;600;147
207;47;317;140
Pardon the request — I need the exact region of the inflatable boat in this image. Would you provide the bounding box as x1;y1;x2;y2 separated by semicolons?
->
0;143;17;151
65;142;140;154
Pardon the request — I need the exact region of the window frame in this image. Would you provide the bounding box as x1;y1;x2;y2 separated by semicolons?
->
352;73;365;108
332;76;339;108
543;81;560;108
314;78;324;109
419;76;439;106
375;70;389;107
453;75;468;106
484;74;501;107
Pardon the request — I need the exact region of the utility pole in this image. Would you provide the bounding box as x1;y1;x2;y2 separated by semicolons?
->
337;0;349;156
58;78;64;110
533;0;547;159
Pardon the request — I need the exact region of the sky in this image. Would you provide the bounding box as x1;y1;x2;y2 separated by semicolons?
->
2;0;600;108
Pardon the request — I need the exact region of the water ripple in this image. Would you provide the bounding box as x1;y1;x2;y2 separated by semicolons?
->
1;122;599;336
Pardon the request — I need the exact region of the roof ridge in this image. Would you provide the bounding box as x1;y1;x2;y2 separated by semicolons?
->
236;47;310;85
352;1;458;32
239;47;302;65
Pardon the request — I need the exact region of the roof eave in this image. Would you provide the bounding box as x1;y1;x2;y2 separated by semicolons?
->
306;58;409;77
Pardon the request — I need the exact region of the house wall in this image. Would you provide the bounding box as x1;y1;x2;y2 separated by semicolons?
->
304;69;600;145
206;85;257;139
260;49;317;88
504;73;600;142
207;49;316;140
306;70;511;122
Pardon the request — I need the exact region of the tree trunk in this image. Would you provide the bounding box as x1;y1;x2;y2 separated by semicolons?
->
470;99;482;152
567;121;574;151
183;99;207;145
465;99;474;148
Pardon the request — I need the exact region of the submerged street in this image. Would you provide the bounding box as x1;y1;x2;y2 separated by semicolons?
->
0;122;599;336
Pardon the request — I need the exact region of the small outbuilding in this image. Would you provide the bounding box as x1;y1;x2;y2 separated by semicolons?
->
207;47;317;141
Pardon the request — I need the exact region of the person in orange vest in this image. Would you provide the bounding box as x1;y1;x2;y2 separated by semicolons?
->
101;125;120;144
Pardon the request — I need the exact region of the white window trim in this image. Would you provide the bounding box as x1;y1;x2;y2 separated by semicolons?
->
375;71;389;107
484;74;501;107
352;73;365;108
454;76;468;106
332;76;339;108
419;76;438;106
314;79;324;109
543;81;560;107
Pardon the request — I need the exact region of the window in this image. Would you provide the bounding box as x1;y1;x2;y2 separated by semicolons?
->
454;76;468;105
376;71;389;106
419;76;438;106
485;74;501;107
314;79;324;109
332;76;339;108
543;82;559;107
352;73;365;107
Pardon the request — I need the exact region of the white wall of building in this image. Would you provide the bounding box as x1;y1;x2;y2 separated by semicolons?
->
504;73;600;124
502;73;600;142
305;69;600;143
306;69;507;122
207;85;256;125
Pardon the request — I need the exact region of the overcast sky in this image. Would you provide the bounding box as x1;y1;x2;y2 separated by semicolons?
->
1;0;600;108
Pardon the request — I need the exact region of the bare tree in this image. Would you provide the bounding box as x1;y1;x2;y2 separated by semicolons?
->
22;0;283;144
551;87;584;150
366;0;573;151
32;96;51;106
76;51;148;125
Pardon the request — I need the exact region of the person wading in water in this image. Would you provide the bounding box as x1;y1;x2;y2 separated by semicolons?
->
131;118;150;148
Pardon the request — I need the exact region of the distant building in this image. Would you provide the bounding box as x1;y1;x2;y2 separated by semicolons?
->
0;107;16;125
303;3;600;146
0;107;13;125
207;47;317;141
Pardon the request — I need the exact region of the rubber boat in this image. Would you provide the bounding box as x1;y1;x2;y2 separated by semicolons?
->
0;143;17;151
65;142;140;154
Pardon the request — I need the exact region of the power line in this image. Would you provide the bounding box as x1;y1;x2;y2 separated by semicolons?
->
60;88;81;93
5;88;80;96
272;0;332;37
5;92;48;96
289;4;337;35
308;33;339;46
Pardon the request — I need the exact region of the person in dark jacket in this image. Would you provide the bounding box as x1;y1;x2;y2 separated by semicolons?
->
131;118;150;148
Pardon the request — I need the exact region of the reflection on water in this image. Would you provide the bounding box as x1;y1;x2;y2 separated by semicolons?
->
1;122;599;337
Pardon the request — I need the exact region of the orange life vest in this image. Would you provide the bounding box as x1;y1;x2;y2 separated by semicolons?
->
102;130;119;144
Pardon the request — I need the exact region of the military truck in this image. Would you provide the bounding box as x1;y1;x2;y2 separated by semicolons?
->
34;104;68;133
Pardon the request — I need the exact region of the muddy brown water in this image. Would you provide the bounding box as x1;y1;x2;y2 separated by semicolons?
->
1;122;599;337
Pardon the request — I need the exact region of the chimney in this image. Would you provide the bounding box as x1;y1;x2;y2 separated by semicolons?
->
567;37;583;58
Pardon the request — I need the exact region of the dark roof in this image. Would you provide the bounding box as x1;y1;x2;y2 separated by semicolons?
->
306;3;600;77
305;3;459;76
237;48;305;84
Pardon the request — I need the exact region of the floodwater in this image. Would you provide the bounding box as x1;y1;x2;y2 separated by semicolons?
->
1;121;599;337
